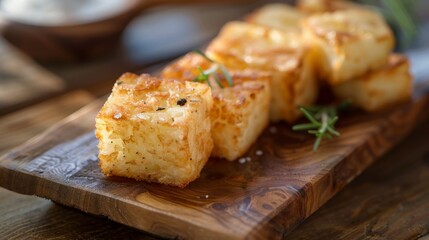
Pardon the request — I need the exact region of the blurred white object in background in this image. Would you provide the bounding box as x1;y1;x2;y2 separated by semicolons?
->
0;0;132;26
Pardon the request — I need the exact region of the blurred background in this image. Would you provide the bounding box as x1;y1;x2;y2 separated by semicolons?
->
0;0;427;114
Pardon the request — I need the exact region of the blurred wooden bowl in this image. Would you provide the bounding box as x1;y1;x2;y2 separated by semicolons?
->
0;0;144;62
0;0;251;62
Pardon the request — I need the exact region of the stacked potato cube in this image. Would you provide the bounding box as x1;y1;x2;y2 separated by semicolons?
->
162;52;271;161
206;21;318;123
96;55;272;186
249;2;413;112
332;54;412;111
96;1;413;187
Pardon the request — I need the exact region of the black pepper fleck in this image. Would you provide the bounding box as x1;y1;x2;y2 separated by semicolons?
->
156;107;165;111
116;81;123;85
177;98;187;106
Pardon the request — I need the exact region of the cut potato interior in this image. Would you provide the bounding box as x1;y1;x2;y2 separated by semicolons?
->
95;73;213;187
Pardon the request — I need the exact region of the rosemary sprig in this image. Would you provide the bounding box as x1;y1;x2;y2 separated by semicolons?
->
356;0;418;49
193;49;214;63
193;66;212;87
192;50;233;88
292;100;351;151
382;0;417;44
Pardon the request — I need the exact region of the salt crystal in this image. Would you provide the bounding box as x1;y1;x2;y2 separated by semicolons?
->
113;112;122;119
136;113;149;120
255;150;263;156
238;158;246;164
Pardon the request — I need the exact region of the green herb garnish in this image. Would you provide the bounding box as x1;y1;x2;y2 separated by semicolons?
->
193;50;214;63
192;50;233;88
356;0;418;49
292;100;351;151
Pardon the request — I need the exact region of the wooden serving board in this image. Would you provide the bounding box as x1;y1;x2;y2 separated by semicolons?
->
0;89;428;239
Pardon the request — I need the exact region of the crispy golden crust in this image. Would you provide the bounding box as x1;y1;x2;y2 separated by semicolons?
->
302;10;392;45
209;81;270;160
96;73;213;187
162;53;271;160
246;3;306;32
162;52;272;87
205;22;318;123
301;9;394;84
98;73;212;120
333;54;413;112
161;53;212;82
297;0;367;14
206;22;305;72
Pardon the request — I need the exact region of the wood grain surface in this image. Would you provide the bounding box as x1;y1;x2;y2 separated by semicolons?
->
0;189;157;240
1;89;428;239
287;119;429;240
0;93;429;240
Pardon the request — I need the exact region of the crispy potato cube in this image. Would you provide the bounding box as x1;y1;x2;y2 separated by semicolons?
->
95;73;213;187
162;53;271;160
301;9;394;85
332;54;412;112
246;3;305;32
162;53;213;81
206;21;318;123
297;0;366;14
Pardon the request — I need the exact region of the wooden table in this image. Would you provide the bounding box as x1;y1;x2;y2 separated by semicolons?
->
1;2;429;240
